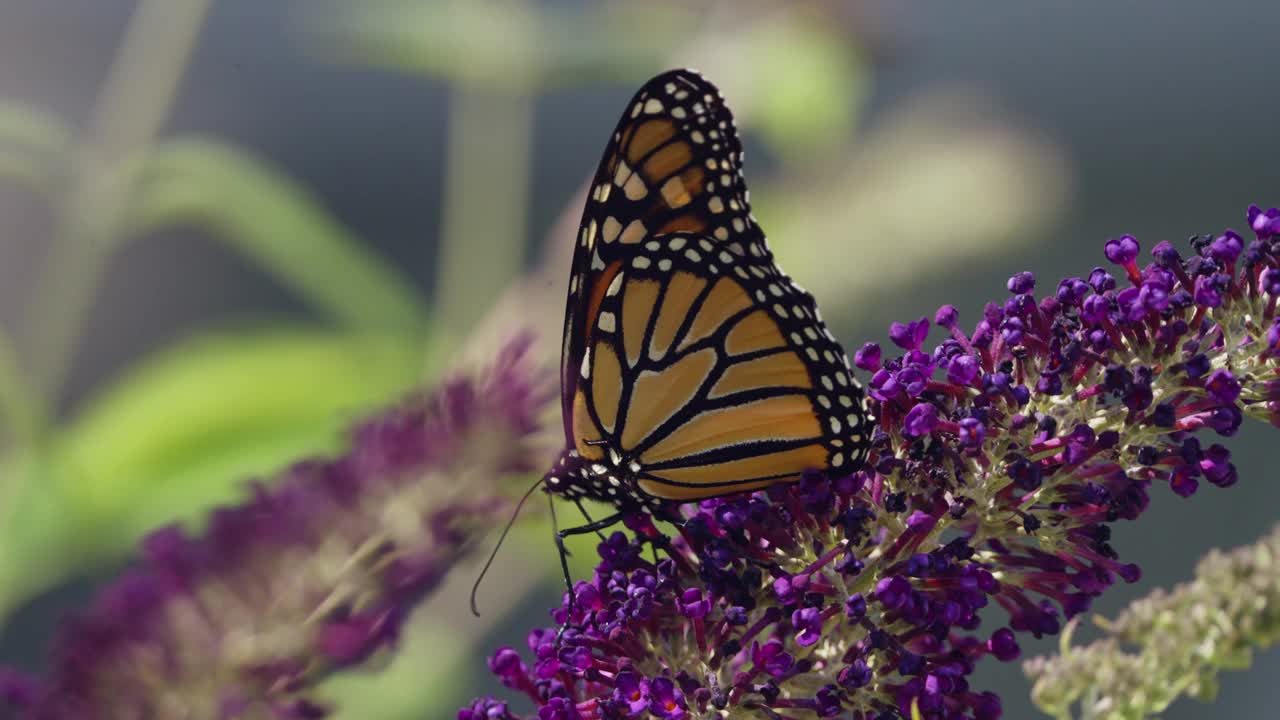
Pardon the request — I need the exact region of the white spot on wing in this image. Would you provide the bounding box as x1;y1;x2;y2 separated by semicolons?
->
606;272;625;296
620;219;647;244
602;216;622;243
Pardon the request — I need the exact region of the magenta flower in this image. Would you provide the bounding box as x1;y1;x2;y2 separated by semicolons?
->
467;206;1280;719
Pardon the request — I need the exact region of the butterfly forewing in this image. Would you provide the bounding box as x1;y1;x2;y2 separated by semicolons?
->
560;70;760;436
550;69;870;510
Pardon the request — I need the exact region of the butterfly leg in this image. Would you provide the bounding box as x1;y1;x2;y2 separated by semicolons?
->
552;506;624;646
572;498;610;542
649;530;670;565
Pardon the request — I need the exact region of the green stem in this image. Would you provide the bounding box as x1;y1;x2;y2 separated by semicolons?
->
0;334;41;450
21;0;214;419
432;85;533;342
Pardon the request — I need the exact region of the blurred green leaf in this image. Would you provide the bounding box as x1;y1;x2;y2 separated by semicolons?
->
0;101;70;193
0;330;41;447
57;328;429;538
0;329;432;618
297;0;695;90
0;451;77;621
755;93;1070;329
747;23;866;162
124;139;426;333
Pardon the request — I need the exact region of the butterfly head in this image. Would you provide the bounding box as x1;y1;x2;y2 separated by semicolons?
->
543;447;665;512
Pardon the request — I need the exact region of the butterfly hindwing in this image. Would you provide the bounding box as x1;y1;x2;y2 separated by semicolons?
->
562;232;870;506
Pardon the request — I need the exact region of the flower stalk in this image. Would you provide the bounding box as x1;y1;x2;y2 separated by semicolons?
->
467;205;1280;719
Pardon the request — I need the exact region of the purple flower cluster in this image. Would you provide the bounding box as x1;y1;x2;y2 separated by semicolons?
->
2;338;549;719
468;206;1280;719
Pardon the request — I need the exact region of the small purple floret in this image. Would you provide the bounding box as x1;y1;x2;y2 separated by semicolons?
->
890;317;931;351
1104;234;1140;265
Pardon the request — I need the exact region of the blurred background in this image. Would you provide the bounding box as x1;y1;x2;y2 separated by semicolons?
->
0;1;1276;717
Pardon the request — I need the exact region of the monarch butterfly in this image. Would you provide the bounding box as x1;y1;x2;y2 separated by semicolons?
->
471;69;872;617
543;67;871;534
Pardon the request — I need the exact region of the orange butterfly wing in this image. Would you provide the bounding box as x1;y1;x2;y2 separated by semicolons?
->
549;70;870;509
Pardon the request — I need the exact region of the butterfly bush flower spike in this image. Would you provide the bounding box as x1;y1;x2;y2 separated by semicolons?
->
2;338;548;719
468;205;1280;719
1025;524;1280;718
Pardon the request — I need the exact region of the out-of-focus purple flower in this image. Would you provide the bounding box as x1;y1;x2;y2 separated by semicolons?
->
470;207;1280;719
2;338;551;719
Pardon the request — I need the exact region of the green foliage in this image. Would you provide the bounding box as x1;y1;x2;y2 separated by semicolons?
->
0;335;40;449
0;102;69;193
300;0;695;90
127;140;426;333
740;21;868;163
58;329;428;541
0;103;70;444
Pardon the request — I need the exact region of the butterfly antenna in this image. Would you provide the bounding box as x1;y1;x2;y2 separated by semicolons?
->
470;474;547;617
